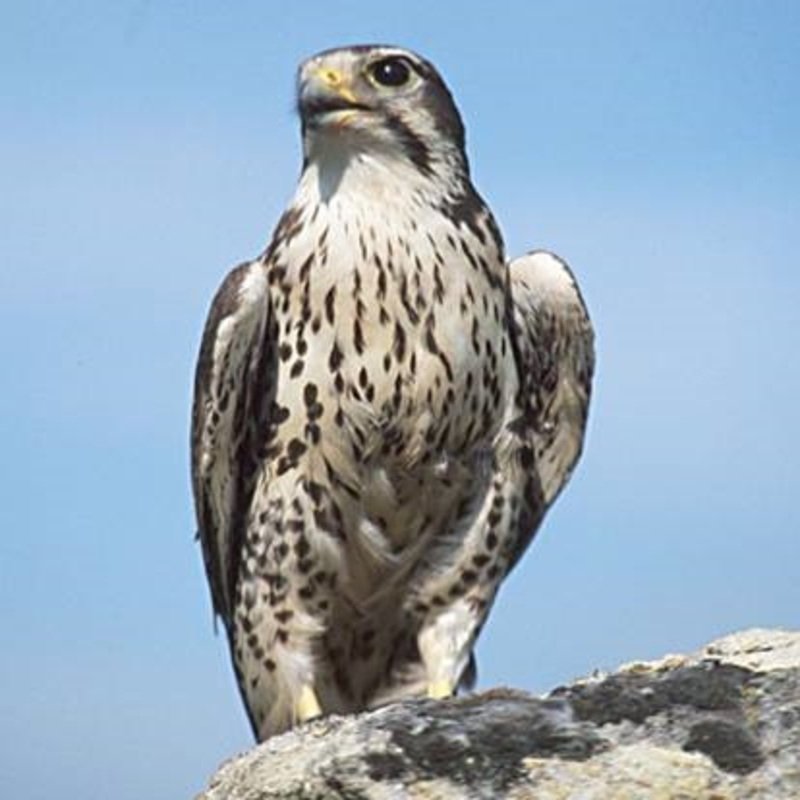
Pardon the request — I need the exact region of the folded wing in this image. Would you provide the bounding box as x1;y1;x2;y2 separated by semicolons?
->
190;260;275;628
506;250;595;571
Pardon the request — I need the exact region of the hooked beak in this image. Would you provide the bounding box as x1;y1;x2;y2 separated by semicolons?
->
298;66;371;124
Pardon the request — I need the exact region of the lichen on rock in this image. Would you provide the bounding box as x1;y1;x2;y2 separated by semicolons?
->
197;629;800;799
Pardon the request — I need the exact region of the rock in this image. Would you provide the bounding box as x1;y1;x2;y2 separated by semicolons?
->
197;629;800;799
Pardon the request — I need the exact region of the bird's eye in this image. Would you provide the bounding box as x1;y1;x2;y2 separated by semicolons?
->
369;57;412;88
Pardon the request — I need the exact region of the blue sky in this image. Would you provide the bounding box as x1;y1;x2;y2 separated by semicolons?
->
2;2;798;798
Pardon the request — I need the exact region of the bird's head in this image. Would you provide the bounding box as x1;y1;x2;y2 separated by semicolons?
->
297;45;469;188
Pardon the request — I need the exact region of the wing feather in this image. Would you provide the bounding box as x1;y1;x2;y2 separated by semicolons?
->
506;250;595;570
191;259;274;628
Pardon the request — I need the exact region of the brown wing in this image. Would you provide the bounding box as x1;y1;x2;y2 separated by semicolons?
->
190;259;275;629
506;250;595;571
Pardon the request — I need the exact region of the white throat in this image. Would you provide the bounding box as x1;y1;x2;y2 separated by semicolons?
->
303;135;436;206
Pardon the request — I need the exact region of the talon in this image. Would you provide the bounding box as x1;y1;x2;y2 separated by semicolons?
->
296;684;322;722
427;679;454;699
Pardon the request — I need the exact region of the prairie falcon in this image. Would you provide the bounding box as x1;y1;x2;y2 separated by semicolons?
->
191;44;594;740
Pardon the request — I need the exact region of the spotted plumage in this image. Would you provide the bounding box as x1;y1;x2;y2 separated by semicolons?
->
191;44;594;740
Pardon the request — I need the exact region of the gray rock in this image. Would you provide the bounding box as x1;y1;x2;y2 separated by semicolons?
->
197;629;800;799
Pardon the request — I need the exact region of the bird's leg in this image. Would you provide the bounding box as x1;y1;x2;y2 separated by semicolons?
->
295;684;323;722
417;597;480;700
413;473;523;700
234;482;341;739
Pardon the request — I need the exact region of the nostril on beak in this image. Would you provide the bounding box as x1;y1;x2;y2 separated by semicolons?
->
321;68;341;87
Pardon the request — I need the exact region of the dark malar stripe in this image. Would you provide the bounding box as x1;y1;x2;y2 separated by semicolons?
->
385;113;433;176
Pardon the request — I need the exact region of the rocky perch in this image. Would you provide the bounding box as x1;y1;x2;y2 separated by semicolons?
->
198;629;800;799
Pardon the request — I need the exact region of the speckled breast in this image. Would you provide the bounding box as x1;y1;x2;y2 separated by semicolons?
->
265;200;514;471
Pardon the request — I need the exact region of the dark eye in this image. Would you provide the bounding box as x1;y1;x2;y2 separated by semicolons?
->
369;57;412;87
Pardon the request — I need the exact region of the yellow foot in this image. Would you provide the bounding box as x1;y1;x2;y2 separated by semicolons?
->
296;685;322;722
427;679;454;700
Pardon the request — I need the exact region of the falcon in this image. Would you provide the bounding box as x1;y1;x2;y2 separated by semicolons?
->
191;44;594;741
